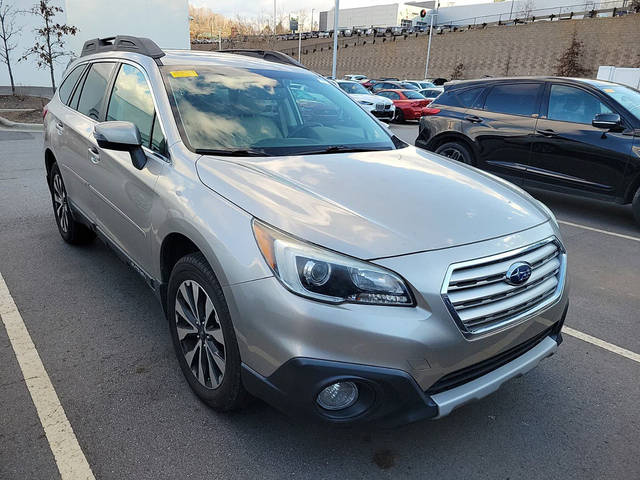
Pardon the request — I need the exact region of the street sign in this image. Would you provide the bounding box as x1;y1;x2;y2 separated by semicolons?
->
289;18;298;32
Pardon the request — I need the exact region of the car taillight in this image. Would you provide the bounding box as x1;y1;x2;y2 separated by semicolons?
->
423;107;441;115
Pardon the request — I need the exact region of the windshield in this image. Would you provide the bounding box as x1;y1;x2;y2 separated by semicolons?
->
162;66;397;155
338;81;369;95
593;83;640;119
400;82;419;90
403;90;426;100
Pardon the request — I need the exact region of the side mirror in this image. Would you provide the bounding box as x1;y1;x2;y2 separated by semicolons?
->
592;113;622;132
94;121;147;170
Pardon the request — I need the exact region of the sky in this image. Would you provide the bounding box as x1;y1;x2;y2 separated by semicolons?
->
191;0;408;19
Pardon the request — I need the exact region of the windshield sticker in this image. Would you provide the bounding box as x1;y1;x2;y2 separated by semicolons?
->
170;70;198;78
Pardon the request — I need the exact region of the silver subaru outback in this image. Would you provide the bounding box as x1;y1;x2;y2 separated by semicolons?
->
43;36;568;425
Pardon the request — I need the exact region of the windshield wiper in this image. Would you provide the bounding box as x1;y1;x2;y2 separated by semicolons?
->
294;145;390;155
195;148;272;157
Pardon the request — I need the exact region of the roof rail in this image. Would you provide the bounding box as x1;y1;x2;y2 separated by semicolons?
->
81;36;165;64
218;49;307;69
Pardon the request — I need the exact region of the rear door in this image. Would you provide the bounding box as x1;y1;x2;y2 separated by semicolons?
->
90;62;167;272
470;82;544;186
57;62;117;221
525;82;634;199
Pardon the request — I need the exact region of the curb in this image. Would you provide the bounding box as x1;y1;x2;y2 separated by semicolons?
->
0;115;43;131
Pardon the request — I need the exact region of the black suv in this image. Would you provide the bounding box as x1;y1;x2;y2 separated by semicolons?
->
416;77;640;224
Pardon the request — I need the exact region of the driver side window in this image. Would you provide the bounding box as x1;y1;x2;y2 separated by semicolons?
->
107;64;166;153
547;85;612;124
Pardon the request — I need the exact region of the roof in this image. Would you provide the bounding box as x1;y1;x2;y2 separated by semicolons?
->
445;76;619;89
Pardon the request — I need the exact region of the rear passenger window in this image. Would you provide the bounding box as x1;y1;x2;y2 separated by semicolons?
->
107;64;156;148
76;62;116;121
432;90;462;107
58;65;85;105
483;83;541;117
457;87;484;108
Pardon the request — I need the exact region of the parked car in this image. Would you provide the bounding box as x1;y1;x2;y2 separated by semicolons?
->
376;89;431;122
405;80;437;90
389;26;404;36
343;74;368;82
371;81;416;93
44;37;568;426
374;27;387;37
319;31;330;38
419;87;445;103
365;27;374;36
336;80;395;121
416;76;640;224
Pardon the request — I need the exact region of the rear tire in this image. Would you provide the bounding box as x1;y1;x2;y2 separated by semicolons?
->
632;187;640;226
435;141;475;166
393;108;405;124
49;163;95;245
167;252;249;411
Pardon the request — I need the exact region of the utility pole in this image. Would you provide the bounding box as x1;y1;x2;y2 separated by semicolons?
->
311;8;315;31
298;18;302;59
273;0;277;36
218;31;222;51
331;0;339;78
424;12;436;78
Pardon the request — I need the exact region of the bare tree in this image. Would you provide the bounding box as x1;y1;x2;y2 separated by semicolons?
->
20;0;78;90
631;0;640;13
555;31;589;77
0;0;19;95
518;0;536;19
450;62;465;80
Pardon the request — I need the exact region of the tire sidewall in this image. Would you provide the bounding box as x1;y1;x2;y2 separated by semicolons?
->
394;108;405;123
49;163;74;242
632;187;640;226
435;141;474;166
166;254;243;409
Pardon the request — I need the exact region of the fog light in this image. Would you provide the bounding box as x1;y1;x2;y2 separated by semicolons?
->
316;381;359;411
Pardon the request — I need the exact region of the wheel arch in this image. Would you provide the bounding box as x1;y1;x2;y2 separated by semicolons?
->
623;171;640;204
45;148;56;182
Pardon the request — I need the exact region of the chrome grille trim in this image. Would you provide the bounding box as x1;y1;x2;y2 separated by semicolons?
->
441;237;567;337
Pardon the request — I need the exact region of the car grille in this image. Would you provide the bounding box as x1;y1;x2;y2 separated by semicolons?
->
441;238;566;336
375;103;385;111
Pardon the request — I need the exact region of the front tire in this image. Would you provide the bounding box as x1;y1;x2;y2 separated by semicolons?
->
435;141;475;166
393;108;405;124
167;252;249;411
49;163;95;245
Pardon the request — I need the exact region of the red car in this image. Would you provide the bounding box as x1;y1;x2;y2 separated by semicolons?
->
375;89;436;122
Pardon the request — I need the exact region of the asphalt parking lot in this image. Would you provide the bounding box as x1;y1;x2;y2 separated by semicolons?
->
1;126;639;479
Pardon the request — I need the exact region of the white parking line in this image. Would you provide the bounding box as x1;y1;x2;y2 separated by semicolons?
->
0;272;95;480
563;326;640;364
558;220;640;243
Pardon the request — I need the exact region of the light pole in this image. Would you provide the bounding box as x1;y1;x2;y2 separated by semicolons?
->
331;0;339;78
298;14;302;59
273;0;277;37
424;12;436;79
311;8;315;31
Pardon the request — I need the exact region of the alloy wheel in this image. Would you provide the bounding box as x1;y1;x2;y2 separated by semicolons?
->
52;173;70;232
439;146;468;164
174;280;226;389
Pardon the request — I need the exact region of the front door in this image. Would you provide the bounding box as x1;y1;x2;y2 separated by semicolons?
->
526;83;634;199
90;63;167;273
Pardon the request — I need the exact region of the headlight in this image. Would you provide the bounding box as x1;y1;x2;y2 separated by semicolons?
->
358;100;374;105
253;220;413;306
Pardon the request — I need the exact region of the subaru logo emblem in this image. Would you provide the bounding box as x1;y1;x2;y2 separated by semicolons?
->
505;262;532;286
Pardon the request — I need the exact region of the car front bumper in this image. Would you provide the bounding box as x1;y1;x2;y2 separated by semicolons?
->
241;311;565;426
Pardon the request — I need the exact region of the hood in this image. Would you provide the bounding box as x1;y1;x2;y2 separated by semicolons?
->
349;93;392;105
196;146;548;259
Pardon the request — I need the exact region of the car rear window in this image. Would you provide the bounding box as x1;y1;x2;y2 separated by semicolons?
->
433;86;484;108
483;83;541;117
75;62;117;121
58;65;85;105
403;90;425;100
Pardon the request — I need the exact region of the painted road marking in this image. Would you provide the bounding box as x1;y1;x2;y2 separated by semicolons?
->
0;272;95;480
564;326;640;364
558;220;640;243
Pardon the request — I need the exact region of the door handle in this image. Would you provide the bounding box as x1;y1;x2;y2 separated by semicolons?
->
88;147;100;164
536;129;558;138
55;122;64;135
464;115;482;123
